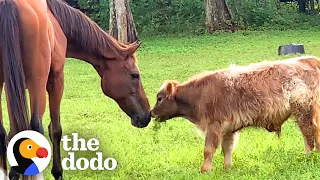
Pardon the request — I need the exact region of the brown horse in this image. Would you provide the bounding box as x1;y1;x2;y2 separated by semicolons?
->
0;0;151;179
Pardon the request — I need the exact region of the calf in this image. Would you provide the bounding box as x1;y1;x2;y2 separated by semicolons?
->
151;56;320;173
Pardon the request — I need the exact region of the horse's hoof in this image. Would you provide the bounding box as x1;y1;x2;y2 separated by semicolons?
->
9;174;19;180
9;170;19;180
51;169;63;180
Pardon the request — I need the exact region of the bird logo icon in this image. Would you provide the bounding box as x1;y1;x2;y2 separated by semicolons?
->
7;130;51;176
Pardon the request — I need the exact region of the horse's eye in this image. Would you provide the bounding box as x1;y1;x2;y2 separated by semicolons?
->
157;97;163;102
131;73;140;79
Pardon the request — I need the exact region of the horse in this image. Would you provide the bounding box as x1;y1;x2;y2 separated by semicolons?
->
0;0;151;179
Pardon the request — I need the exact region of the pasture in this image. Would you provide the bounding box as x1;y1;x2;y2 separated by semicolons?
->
4;30;320;179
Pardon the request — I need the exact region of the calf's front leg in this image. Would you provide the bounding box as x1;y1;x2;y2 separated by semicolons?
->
200;122;222;173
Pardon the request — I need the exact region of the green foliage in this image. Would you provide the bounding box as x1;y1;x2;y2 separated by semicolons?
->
76;0;205;35
78;0;109;30
131;0;205;35
75;0;320;35
228;0;320;30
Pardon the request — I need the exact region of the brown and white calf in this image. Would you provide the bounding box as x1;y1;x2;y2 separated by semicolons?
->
151;56;320;173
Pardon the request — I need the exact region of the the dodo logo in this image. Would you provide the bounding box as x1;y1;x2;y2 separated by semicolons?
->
7;130;51;176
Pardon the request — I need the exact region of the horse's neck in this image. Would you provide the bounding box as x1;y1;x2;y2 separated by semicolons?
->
65;31;127;67
65;36;123;61
66;45;106;77
66;44;99;64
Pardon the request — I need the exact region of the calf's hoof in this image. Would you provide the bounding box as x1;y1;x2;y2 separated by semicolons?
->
304;149;312;155
316;145;320;153
223;163;232;170
200;163;212;173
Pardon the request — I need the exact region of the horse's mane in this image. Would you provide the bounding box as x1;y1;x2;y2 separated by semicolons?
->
47;0;128;59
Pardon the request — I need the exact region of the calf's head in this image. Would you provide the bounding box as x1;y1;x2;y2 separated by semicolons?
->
150;80;180;121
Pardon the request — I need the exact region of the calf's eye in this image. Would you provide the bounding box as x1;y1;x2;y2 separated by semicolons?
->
157;97;163;102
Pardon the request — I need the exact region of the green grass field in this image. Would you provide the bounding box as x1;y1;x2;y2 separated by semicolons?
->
4;30;320;179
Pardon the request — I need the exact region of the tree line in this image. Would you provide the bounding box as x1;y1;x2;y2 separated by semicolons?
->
64;0;320;36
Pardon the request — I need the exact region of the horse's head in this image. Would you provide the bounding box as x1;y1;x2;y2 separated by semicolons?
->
98;42;151;128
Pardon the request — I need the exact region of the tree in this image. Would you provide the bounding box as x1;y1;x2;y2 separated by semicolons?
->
205;0;236;32
109;0;138;44
297;0;307;12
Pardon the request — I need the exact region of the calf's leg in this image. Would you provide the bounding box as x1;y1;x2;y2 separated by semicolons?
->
313;103;320;152
296;111;315;154
200;122;222;173
222;132;239;169
316;131;320;152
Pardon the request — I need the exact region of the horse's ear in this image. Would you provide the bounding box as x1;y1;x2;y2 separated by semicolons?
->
128;40;141;55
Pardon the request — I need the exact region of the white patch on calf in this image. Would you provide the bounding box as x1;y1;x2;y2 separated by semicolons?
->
232;132;240;152
195;125;206;139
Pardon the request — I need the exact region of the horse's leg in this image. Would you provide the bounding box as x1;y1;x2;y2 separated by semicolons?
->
28;83;47;135
46;16;66;178
47;59;64;180
25;77;48;180
22;48;50;180
9;83;47;180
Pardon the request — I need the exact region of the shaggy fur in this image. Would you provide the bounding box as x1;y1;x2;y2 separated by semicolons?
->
151;56;320;173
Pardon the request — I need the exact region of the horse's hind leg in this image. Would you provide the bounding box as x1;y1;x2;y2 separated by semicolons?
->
47;66;64;180
7;85;45;180
28;84;46;134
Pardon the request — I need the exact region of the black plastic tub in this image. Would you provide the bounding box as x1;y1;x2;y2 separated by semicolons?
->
278;44;305;56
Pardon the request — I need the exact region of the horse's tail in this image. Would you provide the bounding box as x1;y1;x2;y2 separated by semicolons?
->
0;0;29;132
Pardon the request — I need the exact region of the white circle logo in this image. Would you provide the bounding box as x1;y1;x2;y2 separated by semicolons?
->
7;130;51;176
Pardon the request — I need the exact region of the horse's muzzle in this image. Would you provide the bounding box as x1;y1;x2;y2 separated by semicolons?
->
131;113;151;128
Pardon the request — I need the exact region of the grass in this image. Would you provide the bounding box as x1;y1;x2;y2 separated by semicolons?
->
3;29;320;179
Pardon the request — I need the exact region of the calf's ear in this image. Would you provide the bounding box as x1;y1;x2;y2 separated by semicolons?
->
163;80;179;99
